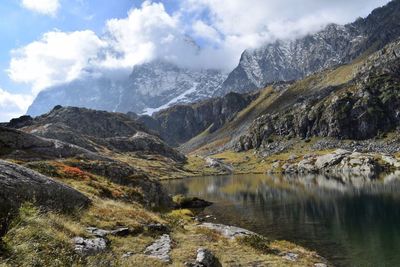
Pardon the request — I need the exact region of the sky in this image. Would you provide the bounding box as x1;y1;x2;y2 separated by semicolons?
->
0;0;391;122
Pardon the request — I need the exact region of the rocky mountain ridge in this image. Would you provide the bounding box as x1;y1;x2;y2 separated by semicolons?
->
26;1;400;121
7;106;186;162
217;0;400;95
27;61;227;117
137;92;257;146
236;38;400;152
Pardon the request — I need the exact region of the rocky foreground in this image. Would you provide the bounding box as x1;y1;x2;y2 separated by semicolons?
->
0;107;326;267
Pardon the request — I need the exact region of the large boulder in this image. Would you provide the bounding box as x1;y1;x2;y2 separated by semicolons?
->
0;160;90;236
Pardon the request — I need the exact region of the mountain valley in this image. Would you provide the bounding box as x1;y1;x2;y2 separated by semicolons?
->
2;1;400;266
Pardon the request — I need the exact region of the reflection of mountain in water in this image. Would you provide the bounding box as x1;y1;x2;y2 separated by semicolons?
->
163;174;400;267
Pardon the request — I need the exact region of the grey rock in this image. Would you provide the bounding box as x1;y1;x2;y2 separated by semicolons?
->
122;252;135;258
0;126;103;161
73;237;107;256
281;252;299;262
381;155;400;168
195;248;220;267
86;227;131;237
314;150;350;169
0;160;90;236
205;157;234;173
275;150;383;177
199;223;256;239
144;234;172;263
314;263;328;267
86;227;110;238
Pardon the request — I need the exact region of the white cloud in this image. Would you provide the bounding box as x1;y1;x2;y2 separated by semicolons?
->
183;0;391;68
100;1;197;69
21;0;60;16
8;30;107;93
0;88;33;122
192;20;221;42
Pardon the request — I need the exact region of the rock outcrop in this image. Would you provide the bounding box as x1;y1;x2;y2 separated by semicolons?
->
0;126;102;161
0;160;90;236
8;106;186;162
72;237;108;256
144;234;172;263
186;248;221;267
268;149;400;178
236;39;400;152
199;223;257;239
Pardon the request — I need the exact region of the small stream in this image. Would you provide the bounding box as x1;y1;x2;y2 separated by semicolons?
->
163;174;400;267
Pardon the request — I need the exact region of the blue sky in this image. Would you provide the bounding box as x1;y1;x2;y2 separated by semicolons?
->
0;0;391;121
0;0;138;92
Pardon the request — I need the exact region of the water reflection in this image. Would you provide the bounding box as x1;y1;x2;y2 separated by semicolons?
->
163;174;400;267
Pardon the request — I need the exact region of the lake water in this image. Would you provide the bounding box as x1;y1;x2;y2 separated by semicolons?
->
163;174;400;267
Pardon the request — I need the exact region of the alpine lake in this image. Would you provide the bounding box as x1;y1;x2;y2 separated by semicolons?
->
163;173;400;267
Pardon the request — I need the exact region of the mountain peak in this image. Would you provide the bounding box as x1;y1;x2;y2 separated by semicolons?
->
215;0;400;96
27;60;227;117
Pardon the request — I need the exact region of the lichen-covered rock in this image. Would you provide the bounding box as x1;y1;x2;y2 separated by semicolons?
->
72;237;107;256
144;234;172;263
195;248;220;267
199;223;256;239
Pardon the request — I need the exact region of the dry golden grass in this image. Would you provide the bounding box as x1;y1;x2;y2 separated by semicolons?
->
81;198;163;230
1;203;84;267
167;224;322;267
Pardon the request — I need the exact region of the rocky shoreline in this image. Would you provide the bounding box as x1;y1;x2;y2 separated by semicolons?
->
267;149;400;178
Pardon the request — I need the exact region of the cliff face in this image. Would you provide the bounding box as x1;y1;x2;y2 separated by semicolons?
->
138;92;257;146
217;0;400;96
236;39;400;151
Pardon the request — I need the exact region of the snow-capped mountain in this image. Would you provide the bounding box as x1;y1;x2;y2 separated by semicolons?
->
215;0;400;96
28;0;400;117
27;60;227;117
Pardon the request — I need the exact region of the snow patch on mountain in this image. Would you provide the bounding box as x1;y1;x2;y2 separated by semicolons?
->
142;82;199;115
